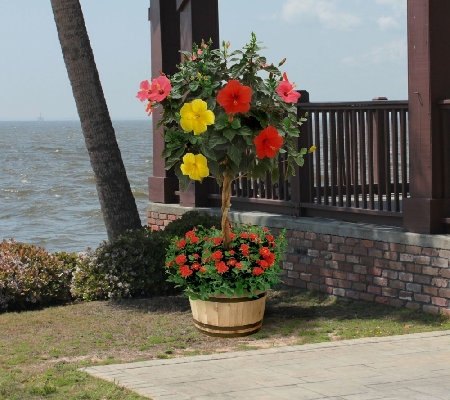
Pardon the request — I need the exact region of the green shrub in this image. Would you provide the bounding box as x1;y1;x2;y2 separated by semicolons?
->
163;211;222;237
70;227;177;301
70;212;223;301
0;239;73;311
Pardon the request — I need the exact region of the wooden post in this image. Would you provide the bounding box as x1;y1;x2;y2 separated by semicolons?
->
148;0;180;203
176;0;220;207
403;0;450;233
292;90;311;216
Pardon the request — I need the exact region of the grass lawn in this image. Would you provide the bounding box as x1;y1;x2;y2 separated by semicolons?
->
1;287;449;399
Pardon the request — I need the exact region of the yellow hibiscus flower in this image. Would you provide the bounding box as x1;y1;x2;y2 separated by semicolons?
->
180;153;209;181
180;99;215;135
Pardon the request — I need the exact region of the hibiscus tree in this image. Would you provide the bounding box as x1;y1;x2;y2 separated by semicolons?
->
138;33;313;249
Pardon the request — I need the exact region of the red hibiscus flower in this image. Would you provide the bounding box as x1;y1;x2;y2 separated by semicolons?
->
276;72;301;103
253;126;284;159
217;79;252;115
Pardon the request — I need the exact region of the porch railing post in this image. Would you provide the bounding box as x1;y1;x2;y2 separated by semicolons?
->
292;90;311;215
403;0;450;233
371;98;388;210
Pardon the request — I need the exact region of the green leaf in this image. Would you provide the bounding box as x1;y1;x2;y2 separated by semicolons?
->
230;118;241;129
188;81;199;92
214;113;230;130
199;143;218;161
223;129;237;141
227;144;243;167
208;132;229;147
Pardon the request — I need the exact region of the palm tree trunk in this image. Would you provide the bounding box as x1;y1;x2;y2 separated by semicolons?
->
50;0;141;241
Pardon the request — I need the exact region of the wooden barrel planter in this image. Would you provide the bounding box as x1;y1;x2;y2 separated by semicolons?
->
189;292;266;337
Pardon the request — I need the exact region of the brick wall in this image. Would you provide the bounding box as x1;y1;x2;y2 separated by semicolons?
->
147;203;450;316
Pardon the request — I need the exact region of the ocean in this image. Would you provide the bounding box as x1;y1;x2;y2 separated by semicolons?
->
0;120;153;253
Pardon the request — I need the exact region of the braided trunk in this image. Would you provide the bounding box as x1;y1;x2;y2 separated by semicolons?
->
221;173;232;250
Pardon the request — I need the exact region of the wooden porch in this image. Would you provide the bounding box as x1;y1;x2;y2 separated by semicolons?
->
147;0;450;235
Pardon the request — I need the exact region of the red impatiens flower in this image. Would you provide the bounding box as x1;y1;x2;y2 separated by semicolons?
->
176;239;187;249
265;234;275;243
215;261;229;274
191;262;202;271
276;72;301;103
249;233;258;242
260;247;275;266
240;243;250;256
227;258;237;266
212;251;223;261
217;79;252;115
175;254;187;265
185;230;199;243
253;126;284;159
179;265;193;277
212;236;223;246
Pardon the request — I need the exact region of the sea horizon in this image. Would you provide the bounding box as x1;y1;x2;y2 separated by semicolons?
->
0;120;153;253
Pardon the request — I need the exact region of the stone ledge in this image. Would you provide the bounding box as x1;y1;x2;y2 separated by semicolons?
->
146;202;450;250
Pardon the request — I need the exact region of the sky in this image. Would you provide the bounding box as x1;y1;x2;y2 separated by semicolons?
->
0;0;407;121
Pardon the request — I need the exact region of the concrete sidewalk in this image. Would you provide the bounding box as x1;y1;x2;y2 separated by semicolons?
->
83;330;450;400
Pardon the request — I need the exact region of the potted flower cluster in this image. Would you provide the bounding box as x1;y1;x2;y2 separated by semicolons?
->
137;33;311;335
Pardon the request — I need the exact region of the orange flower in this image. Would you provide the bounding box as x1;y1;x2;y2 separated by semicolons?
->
253;126;284;159
252;266;264;276
217;79;252;115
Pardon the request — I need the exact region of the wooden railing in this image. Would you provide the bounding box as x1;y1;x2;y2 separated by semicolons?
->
207;99;410;226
